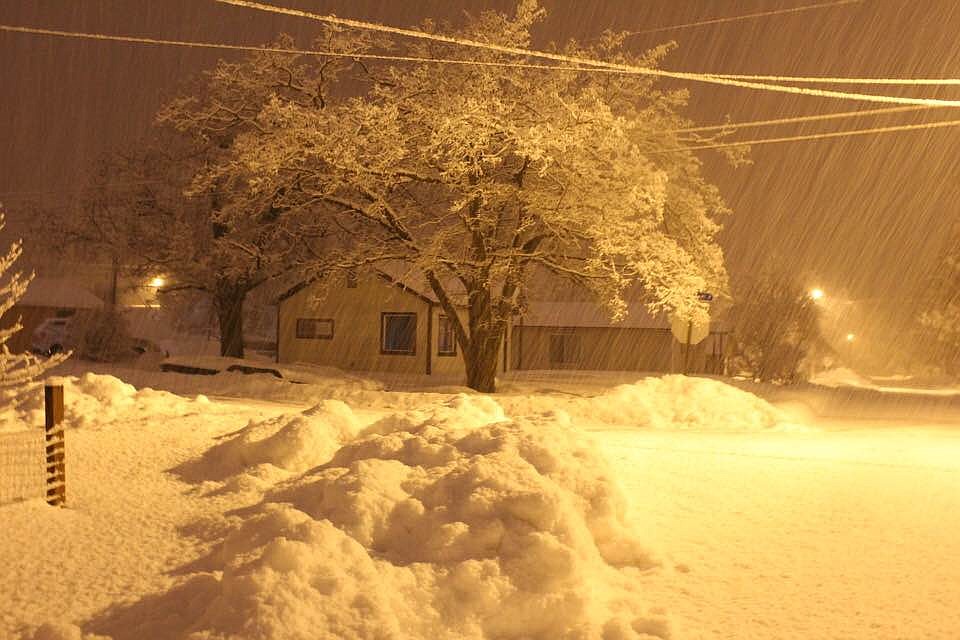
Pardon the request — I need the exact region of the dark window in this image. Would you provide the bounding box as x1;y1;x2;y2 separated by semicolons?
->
345;270;358;288
296;318;334;339
438;314;456;356
549;333;581;365
381;313;417;355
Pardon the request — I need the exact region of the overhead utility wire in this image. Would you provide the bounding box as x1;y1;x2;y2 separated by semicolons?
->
675;105;934;132
7;24;957;140
0;23;616;70
213;0;960;108
7;26;960;151
672;117;960;152
710;72;960;85
7;20;960;109
7;23;904;84
631;0;860;34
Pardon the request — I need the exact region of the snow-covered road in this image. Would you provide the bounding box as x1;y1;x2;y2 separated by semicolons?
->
599;424;960;639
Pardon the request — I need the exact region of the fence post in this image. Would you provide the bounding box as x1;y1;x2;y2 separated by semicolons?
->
44;384;65;507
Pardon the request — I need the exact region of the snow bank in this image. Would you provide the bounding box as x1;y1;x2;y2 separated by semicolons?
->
103;395;668;639
507;375;798;431
182;400;362;481
6;372;209;430
810;367;874;389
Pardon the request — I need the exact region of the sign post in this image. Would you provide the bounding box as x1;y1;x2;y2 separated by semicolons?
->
671;292;714;375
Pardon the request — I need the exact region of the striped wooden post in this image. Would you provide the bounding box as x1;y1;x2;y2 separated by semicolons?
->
44;384;66;507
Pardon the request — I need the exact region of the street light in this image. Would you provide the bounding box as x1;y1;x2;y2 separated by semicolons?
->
846;333;855;342
149;276;165;288
810;287;825;301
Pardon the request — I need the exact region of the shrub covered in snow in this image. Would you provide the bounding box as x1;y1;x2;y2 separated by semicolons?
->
78;308;132;362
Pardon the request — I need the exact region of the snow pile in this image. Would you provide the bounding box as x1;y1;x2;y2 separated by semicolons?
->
160;356;384;402
8;372;209;430
508;375;798;431
185;400;361;481
112;395;667;639
810;367;874;389
594;375;793;430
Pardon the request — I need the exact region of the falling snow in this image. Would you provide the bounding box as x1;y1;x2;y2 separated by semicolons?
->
4;1;960;638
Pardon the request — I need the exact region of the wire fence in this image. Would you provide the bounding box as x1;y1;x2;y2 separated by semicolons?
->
0;429;46;504
0;385;66;507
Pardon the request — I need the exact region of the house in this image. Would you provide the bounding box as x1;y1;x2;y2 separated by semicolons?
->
512;300;728;375
7;277;104;353
277;269;507;378
277;269;727;378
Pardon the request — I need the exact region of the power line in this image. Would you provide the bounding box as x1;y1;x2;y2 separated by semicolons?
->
630;0;861;35
6;21;960;153
213;0;960;108
7;20;960;110
674;105;935;133
709;72;960;86
0;23;871;82
671;117;960;152
0;24;600;71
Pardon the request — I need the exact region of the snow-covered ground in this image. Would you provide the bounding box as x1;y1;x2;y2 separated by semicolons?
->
1;368;959;639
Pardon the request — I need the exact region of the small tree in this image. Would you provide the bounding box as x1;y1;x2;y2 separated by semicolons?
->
0;210;66;410
729;268;822;383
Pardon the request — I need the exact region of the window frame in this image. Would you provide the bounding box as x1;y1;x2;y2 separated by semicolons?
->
437;314;457;357
380;312;417;355
295;317;335;340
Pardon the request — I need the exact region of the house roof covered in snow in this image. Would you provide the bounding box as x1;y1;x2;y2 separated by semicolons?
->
519;301;670;329
519;300;730;332
18;277;104;309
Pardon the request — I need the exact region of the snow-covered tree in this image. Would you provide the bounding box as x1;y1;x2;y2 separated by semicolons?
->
52;36;377;358
203;2;732;390
919;221;960;372
728;266;823;383
0;210;66;409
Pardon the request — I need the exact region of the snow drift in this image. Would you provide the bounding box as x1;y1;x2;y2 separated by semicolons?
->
505;375;799;431
810;367;874;389
1;372;209;431
179;400;362;483
92;395;669;640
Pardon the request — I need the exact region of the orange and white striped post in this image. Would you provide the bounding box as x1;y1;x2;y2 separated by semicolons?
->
44;384;65;507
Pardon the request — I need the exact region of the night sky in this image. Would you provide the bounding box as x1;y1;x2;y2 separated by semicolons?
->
3;0;960;313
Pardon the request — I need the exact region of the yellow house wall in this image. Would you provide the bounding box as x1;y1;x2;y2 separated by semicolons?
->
278;274;430;375
279;273;516;380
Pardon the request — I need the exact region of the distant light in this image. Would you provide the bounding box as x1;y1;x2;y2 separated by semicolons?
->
149;276;165;288
846;333;856;342
810;288;825;301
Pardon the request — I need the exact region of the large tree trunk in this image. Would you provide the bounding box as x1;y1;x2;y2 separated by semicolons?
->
214;281;246;358
464;327;502;393
424;270;509;393
462;290;505;393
